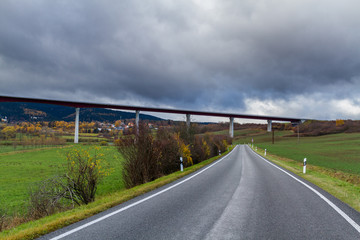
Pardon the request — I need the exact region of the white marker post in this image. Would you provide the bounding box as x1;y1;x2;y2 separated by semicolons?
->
303;158;307;174
219;150;221;156
265;149;267;156
255;147;257;151
180;157;183;172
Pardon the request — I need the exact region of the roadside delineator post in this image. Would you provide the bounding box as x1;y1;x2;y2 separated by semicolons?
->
303;158;307;174
180;157;183;172
265;149;267;156
219;150;221;156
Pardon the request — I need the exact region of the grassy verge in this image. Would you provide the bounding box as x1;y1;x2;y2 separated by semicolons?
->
0;146;234;240
251;146;360;212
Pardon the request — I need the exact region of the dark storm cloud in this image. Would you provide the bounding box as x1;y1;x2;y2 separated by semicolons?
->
1;0;360;119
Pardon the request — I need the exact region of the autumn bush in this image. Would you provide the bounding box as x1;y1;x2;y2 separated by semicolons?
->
212;134;232;154
116;123;233;189
174;123;197;145
191;135;211;164
156;128;181;175
191;134;232;163
0;147;111;233
27;146;111;219
116;124;164;188
65;147;110;204
0;126;16;139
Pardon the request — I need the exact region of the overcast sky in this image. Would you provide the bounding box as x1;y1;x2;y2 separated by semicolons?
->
1;0;360;122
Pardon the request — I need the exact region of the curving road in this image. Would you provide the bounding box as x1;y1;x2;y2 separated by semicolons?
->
40;145;360;239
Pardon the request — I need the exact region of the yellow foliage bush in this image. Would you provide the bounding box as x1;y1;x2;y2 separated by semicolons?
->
222;139;228;150
174;132;193;166
336;119;345;126
181;143;193;166
66;147;111;204
202;139;210;159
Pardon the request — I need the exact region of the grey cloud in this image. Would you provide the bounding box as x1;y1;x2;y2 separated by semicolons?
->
1;0;360;119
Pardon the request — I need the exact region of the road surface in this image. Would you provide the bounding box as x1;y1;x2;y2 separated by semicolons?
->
40;145;360;239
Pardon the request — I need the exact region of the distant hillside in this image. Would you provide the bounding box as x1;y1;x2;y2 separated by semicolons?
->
0;102;163;122
295;120;360;136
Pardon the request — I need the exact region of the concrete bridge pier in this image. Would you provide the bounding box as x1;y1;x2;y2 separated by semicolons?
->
136;110;140;134
74;108;80;143
229;117;234;138
186;114;191;129
267;120;272;132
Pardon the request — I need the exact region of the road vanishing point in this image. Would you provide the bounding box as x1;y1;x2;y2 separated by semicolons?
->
39;145;360;240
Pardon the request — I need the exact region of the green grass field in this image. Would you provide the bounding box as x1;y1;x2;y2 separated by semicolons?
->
0;145;123;215
234;129;360;175
0;133;111;154
1;128;360;238
2;129;360;216
0;149;232;240
232;128;360;212
0;145;61;154
61;134;107;141
205;129;260;137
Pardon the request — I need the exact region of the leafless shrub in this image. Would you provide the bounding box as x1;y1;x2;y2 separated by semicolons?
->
28;176;78;220
174;123;197;145
27;147;109;221
116;124;162;188
0;203;30;232
156;128;181;175
191;135;211;164
0;207;7;232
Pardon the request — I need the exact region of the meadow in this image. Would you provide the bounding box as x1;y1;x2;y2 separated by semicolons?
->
234;130;360;175
2;128;360;217
0;127;229;217
0;144;124;215
1;126;360;239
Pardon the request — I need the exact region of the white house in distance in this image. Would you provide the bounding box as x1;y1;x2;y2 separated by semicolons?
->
1;116;8;122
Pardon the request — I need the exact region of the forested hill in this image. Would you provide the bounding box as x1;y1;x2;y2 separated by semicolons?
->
0;102;163;122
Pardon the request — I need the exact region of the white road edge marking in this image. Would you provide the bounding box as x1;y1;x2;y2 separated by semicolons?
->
248;145;360;234
50;146;239;240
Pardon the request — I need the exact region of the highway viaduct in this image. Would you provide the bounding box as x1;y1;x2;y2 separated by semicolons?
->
0;95;305;143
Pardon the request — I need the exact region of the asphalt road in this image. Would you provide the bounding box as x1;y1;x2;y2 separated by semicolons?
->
40;145;360;239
